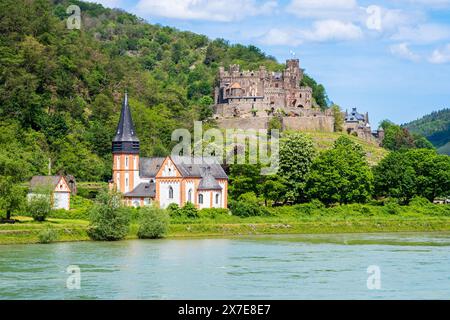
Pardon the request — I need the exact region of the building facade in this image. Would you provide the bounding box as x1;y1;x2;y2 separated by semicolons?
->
111;93;228;209
28;175;71;210
213;59;313;119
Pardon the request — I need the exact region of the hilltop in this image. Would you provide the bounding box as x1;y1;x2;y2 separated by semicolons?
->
403;109;450;155
0;0;329;181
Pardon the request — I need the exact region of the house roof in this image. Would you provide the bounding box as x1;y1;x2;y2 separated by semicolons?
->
170;156;228;179
139;157;165;178
124;182;156;198
29;176;67;192
229;82;242;89
198;174;222;190
345;107;366;122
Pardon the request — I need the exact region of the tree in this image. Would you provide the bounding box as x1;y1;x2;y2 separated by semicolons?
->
0;153;28;221
279;132;316;203
229;164;263;200
87;190;130;241
307;136;373;205
259;175;288;206
137;205;169;239
373;151;416;204
331;104;344;132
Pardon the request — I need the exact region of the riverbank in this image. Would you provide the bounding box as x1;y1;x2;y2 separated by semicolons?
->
2;215;450;245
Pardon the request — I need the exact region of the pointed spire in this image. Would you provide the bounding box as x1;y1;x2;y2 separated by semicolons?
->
112;91;140;154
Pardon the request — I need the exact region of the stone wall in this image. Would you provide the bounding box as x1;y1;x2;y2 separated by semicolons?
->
216;115;335;132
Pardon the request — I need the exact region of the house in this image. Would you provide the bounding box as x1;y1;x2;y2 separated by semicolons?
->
28;175;71;210
110;93;229;209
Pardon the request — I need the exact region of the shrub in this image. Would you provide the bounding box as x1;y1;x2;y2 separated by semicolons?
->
38;228;58;244
28;195;52;222
137;206;169;239
229;200;270;217
409;196;431;207
87;191;130;241
198;208;230;219
180;202;198;218
167;203;181;216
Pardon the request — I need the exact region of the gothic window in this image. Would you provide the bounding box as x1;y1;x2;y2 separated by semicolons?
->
188;189;192;203
125;156;129;169
198;194;204;204
169;186;174;199
215;194;220;205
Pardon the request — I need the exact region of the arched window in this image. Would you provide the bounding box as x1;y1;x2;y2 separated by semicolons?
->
198;194;203;204
215;194;220;205
188;189;192;203
169;186;174;199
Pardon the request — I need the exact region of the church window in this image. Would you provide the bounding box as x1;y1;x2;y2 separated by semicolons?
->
215;194;220;205
117;156;120;169
198;194;204;204
125;156;129;169
188;189;192;203
169;186;174;199
117;176;120;191
126;177;129;188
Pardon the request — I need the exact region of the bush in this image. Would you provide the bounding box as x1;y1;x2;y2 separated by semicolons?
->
168;202;199;219
28;195;52;222
229;200;270;217
409;196;431;207
38;228;58;244
87;191;130;241
137;206;169;239
198;208;230;219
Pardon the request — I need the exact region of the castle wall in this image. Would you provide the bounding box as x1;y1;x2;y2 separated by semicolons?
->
282;116;334;132
216;116;334;132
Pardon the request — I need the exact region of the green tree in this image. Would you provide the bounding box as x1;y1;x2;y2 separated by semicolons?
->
279;132;316;203
87;190;130;241
331;104;344;132
259;175;288;206
0;153;28;221
307;137;373;205
137;205;169;239
373;151;417;204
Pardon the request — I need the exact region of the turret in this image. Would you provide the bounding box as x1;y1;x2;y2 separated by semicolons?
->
112;92;140;193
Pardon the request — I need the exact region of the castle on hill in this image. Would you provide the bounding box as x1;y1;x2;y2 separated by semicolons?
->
212;59;383;143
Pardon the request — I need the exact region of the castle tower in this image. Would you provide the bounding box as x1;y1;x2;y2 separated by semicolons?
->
112;92;140;193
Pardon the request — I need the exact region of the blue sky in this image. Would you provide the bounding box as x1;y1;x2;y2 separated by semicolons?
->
92;0;450;127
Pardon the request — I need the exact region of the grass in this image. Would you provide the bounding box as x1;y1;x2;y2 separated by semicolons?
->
303;131;389;165
2;205;450;244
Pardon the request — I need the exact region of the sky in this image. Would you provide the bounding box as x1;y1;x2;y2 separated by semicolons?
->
91;0;450;127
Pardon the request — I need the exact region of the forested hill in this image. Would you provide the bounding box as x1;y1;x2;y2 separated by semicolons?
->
403;109;450;155
0;0;328;182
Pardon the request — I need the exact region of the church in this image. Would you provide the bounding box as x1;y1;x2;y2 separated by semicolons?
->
110;93;228;209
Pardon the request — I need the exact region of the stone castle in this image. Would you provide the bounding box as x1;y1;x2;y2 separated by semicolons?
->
212;59;383;143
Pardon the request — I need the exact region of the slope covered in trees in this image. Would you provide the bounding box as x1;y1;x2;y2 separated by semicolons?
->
403;109;450;155
0;0;329;182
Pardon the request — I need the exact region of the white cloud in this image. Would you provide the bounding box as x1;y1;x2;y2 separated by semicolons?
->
134;0;278;22
390;43;420;61
306;19;363;41
392;24;450;44
287;0;358;19
429;44;450;64
258;20;363;45
259;29;302;46
399;0;450;8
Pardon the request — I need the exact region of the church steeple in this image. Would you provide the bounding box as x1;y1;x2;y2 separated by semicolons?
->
112;92;140;154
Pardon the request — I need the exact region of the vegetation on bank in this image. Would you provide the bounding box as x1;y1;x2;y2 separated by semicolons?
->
2;200;450;244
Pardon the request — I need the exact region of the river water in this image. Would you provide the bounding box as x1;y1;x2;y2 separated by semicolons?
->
1;233;450;300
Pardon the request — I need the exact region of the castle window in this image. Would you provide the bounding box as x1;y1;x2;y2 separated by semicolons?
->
169;186;174;199
198;194;204;204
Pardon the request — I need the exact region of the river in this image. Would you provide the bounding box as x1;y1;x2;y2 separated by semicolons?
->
1;233;450;299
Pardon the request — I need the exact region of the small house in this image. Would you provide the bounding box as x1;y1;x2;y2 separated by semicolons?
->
29;176;71;210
